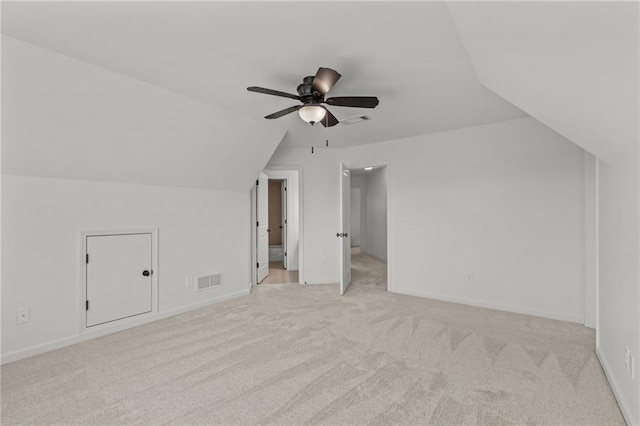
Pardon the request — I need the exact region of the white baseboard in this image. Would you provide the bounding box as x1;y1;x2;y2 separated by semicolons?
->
1;289;250;365
597;347;636;426
391;287;584;324
361;251;387;264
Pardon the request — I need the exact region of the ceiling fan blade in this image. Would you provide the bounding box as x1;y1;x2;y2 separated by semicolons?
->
320;107;339;127
247;86;301;100
312;67;342;95
325;96;379;108
264;105;301;119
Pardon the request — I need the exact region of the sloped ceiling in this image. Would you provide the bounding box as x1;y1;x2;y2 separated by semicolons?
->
2;36;285;191
1;1;526;150
448;1;639;162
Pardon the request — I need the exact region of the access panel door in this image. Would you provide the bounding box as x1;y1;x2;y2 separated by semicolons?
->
86;233;152;327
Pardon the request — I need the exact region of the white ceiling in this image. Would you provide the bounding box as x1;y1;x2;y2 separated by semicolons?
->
1;1;526;149
448;1;639;162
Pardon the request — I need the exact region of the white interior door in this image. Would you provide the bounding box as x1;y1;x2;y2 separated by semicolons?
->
281;180;287;269
257;173;269;283
340;163;352;295
86;233;152;327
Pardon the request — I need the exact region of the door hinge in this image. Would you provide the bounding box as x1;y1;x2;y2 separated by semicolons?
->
256;179;259;186
256;262;259;268
284;219;287;224
285;252;287;256
256;221;259;227
86;253;89;264
284;186;287;191
86;300;89;311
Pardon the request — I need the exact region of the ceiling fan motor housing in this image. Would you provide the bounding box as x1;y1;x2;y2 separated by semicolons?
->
297;76;323;103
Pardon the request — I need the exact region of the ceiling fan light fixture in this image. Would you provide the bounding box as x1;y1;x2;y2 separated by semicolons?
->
298;105;327;124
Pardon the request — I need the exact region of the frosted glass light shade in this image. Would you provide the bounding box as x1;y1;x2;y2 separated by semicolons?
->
298;105;326;123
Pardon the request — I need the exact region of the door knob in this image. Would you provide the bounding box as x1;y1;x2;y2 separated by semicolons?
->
336;233;343;237
344;233;348;237
142;270;151;277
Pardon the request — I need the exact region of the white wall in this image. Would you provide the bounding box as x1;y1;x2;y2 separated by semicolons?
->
268;117;593;323
268;149;342;284
448;4;639;421
350;175;367;247
263;169;300;271
598;155;639;423
363;167;388;262
350;189;362;247
1;175;250;361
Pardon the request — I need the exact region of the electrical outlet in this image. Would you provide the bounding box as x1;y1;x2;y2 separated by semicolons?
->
624;347;634;378
16;308;30;324
185;277;192;288
624;348;630;371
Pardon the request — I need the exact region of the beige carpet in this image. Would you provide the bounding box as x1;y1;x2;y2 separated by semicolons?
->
261;262;299;285
1;254;623;425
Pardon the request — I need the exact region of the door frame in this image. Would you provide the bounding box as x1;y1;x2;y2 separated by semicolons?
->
251;166;304;286
256;173;270;284
78;228;159;335
281;179;288;270
341;161;392;292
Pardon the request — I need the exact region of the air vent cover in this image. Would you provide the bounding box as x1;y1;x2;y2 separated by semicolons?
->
341;115;370;125
196;273;222;291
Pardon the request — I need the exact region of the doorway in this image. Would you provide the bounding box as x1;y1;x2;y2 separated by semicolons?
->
251;168;302;286
339;163;389;295
264;178;297;284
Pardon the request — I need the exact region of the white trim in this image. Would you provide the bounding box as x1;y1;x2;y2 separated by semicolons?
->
343;161;391;292
2;289;249;365
595;159;601;348
583;152;598;329
597;348;635;426
250;183;258;289
263;166;304;284
78;228;159;335
391;287;584;324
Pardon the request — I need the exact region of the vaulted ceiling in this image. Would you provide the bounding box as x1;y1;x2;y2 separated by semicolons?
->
448;1;639;162
1;1;526;149
2;1;636;189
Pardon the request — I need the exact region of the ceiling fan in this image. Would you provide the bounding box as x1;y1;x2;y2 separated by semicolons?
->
247;67;379;127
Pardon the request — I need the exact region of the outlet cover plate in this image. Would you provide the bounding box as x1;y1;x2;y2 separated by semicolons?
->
16;308;30;324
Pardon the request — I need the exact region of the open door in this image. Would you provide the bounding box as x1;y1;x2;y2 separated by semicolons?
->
257;173;269;283
339;163;352;295
281;180;288;269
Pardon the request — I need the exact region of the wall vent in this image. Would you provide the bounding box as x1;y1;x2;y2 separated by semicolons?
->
196;273;222;291
341;115;370;125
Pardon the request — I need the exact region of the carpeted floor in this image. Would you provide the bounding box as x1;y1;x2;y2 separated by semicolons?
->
1;254;623;425
261;261;299;284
